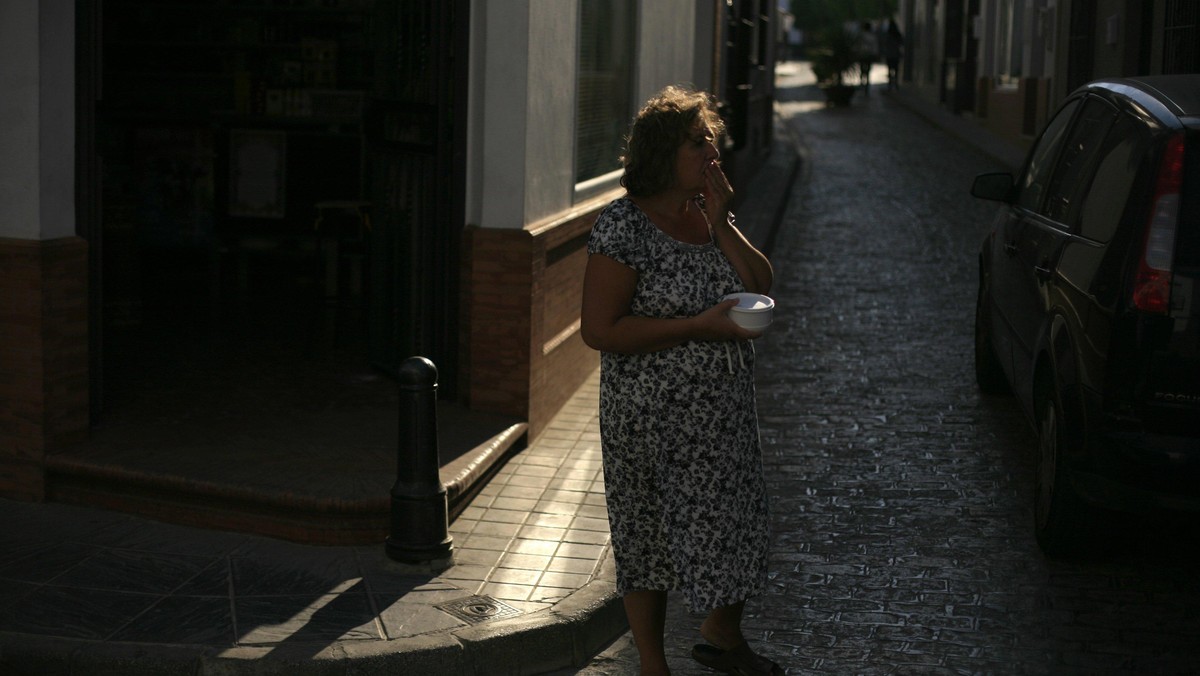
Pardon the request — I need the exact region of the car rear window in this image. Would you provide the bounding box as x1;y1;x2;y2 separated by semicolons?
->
1044;97;1119;227
1077;111;1153;243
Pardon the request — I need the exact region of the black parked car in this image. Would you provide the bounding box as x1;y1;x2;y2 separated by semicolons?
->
971;75;1200;556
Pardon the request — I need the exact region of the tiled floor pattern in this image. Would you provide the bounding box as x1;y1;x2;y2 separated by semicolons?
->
0;370;609;648
448;377;608;612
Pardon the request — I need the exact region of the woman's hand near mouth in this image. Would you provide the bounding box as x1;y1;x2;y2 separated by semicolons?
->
702;160;733;226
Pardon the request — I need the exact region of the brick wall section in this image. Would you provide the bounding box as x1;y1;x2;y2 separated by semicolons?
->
0;237;90;500
530;209;600;438
463;227;534;417
463;195;610;439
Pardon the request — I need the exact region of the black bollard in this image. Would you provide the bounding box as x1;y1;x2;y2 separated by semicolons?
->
386;356;453;563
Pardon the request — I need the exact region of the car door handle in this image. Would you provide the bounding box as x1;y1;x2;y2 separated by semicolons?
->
1004;242;1018;256
1034;264;1053;281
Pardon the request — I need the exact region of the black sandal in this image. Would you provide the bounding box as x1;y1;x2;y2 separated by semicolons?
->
691;641;784;675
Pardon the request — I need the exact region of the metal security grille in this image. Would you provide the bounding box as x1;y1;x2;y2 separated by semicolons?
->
1163;0;1199;74
368;0;466;392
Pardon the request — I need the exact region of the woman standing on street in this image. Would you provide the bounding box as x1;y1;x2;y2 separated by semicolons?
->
581;85;781;676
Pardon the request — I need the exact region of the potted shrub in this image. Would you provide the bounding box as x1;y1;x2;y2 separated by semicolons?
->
809;26;861;106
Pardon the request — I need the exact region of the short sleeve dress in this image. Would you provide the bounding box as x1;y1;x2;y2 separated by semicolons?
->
586;197;769;611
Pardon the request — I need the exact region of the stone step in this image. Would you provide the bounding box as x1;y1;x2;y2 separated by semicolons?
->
44;422;527;545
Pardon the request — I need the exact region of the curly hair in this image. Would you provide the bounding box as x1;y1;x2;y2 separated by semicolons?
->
620;85;726;198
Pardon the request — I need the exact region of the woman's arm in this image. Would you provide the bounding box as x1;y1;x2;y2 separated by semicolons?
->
580;253;756;354
703;163;774;295
711;213;773;295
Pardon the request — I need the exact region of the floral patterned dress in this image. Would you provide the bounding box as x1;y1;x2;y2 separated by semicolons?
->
587;197;769;611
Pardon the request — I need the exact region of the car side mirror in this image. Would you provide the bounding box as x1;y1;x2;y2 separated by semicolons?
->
971;173;1015;202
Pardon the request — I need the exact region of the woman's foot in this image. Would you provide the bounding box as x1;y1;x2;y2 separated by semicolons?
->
699;620;744;651
699;606;746;651
691;642;783;675
697;601;782;674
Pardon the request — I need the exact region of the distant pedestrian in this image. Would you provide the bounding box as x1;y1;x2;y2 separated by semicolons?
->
857;20;878;94
883;18;904;90
581;85;780;676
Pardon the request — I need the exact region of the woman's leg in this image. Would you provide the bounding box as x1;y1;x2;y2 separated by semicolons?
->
696;600;783;674
699;600;746;649
624;590;670;675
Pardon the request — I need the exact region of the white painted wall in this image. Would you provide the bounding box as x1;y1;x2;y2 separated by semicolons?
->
474;1;531;230
467;0;708;230
0;0;75;240
1091;0;1128;78
693;1;717;94
637;3;698;102
0;1;38;238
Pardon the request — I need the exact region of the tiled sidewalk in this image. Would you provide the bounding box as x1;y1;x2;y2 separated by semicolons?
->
0;369;626;675
442;370;610;612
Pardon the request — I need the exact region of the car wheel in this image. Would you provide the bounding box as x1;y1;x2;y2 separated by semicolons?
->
974;279;1009;394
1033;389;1095;557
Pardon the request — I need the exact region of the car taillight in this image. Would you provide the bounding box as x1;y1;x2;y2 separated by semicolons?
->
1132;133;1185;314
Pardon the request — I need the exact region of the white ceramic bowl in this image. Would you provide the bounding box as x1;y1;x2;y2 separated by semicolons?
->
723;292;775;331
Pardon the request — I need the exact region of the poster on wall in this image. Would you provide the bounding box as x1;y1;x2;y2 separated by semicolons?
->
229;129;287;219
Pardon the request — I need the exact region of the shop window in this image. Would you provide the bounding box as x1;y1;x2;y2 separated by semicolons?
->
575;0;637;187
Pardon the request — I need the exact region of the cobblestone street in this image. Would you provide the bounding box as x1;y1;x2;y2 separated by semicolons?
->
562;66;1200;675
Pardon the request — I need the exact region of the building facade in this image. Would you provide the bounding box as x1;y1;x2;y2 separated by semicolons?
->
0;0;777;523
895;0;1198;153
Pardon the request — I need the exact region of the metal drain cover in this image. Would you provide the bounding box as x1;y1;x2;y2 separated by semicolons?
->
435;595;522;624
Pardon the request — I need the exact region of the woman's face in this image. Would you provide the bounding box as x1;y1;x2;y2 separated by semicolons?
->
672;122;720;193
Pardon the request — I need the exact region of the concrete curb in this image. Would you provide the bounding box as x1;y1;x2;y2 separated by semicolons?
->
0;555;623;676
